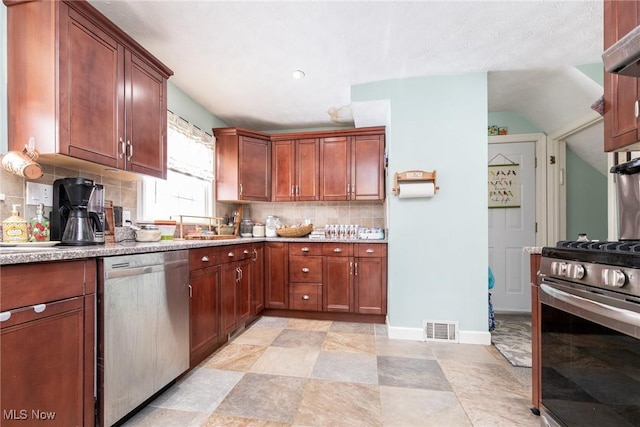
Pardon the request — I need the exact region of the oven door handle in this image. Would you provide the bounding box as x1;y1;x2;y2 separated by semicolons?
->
540;283;640;327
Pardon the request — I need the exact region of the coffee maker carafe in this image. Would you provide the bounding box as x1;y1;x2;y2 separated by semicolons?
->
51;178;104;245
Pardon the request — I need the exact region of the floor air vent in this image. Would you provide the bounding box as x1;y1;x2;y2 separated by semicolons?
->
423;320;459;343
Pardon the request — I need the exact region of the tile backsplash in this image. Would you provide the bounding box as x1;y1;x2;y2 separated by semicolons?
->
1;158;387;233
0;160;138;224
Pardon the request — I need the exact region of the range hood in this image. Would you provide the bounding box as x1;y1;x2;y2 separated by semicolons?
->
603;24;640;77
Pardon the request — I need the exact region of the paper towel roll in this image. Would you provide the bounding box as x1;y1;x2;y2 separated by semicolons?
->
398;182;435;199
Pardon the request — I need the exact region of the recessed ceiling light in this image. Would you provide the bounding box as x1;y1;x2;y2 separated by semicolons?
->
292;69;306;79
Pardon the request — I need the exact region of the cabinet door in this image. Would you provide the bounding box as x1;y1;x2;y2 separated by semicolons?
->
60;7;124;169
240;136;271;201
189;267;220;368
604;0;640;151
323;256;353;312
355;257;387;315
1;296;90;427
220;263;238;336
125;52;167;178
296;138;320;201
320;136;350;200
251;244;265;318
351;134;385;200
272;140;296;201
265;242;289;309
237;259;252;325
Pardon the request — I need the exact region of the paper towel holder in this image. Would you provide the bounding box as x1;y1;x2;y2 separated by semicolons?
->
392;170;439;197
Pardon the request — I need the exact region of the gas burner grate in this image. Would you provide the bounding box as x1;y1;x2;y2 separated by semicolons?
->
556;240;640;253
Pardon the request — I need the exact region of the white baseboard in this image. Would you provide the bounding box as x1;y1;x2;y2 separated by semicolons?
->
387;324;492;345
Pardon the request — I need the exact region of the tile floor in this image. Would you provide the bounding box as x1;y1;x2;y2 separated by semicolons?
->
122;317;540;427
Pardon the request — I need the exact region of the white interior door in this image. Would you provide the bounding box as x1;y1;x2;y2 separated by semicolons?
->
488;141;536;312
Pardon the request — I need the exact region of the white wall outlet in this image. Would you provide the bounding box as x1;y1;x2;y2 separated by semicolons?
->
26;182;54;206
122;210;132;225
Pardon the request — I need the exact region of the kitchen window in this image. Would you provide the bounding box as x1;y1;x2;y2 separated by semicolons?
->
139;111;214;222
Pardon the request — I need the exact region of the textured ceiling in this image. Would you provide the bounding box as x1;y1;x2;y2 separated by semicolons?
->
88;0;606;170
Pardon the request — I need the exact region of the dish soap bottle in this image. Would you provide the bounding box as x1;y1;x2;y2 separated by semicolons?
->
3;204;28;243
29;203;50;242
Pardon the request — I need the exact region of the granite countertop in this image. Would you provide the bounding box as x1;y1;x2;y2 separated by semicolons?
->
0;237;388;265
523;246;543;254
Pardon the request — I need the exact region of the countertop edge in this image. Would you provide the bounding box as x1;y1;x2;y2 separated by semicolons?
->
0;237;388;265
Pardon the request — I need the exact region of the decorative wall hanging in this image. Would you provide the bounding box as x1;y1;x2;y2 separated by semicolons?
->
488;153;520;208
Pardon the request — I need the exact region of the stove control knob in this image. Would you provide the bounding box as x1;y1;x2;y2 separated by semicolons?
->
602;269;626;288
566;264;585;280
551;261;567;277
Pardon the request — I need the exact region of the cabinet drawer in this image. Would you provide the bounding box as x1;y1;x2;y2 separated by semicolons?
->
322;242;353;257
1;260;92;311
289;242;322;256
190;247;221;269
222;244;253;262
356;243;387;258
290;284;321;311
289;256;323;282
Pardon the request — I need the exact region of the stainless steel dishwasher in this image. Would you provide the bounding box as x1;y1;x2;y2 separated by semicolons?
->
98;250;189;427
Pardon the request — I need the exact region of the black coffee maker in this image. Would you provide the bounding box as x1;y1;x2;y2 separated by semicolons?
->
51;178;104;245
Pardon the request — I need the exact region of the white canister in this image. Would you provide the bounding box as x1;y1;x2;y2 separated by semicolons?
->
253;223;265;237
265;215;278;237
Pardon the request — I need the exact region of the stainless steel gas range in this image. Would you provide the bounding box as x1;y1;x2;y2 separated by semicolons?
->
538;240;640;427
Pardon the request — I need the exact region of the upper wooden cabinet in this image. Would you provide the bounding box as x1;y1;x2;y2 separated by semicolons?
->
269;126;386;202
320;130;385;201
5;0;173;178
214;128;271;201
271;138;320;202
604;0;640;152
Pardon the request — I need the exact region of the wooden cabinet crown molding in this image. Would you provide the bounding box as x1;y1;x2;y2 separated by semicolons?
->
270;126;386;141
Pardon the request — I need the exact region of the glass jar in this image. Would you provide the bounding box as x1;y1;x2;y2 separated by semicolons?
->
265;215;279;237
240;219;254;237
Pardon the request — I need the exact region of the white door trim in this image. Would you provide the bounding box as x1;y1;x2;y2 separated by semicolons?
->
489;133;548;247
547;112;606;242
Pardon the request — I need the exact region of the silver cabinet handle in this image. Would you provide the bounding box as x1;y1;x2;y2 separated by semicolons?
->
366;248;374;253
302;295;310;300
228;252;234;257
352;185;355;194
636;100;639;119
350;261;353;275
0;311;11;322
302;267;310;273
253;249;258;261
188;285;192;298
235;267;241;282
119;138;127;158
33;304;46;313
301;247;310;252
239;268;243;280
333;248;342;253
244;249;250;254
292;185;295;197
239;183;243;195
296;186;300;196
355;262;358;276
126;140;133;161
347;184;351;194
201;256;209;262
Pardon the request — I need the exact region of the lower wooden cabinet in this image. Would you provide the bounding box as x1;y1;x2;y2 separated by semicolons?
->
220;259;251;336
189;247;222;368
0;260;95;427
265;242;289;309
354;243;387;315
323;243;354;312
251;243;265;319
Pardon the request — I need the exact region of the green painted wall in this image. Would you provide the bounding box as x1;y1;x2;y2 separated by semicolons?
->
352;73;488;334
167;81;226;132
566;147;607;241
488;111;541;134
576;63;604;86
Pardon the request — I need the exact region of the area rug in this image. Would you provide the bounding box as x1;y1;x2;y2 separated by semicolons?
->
491;315;532;368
